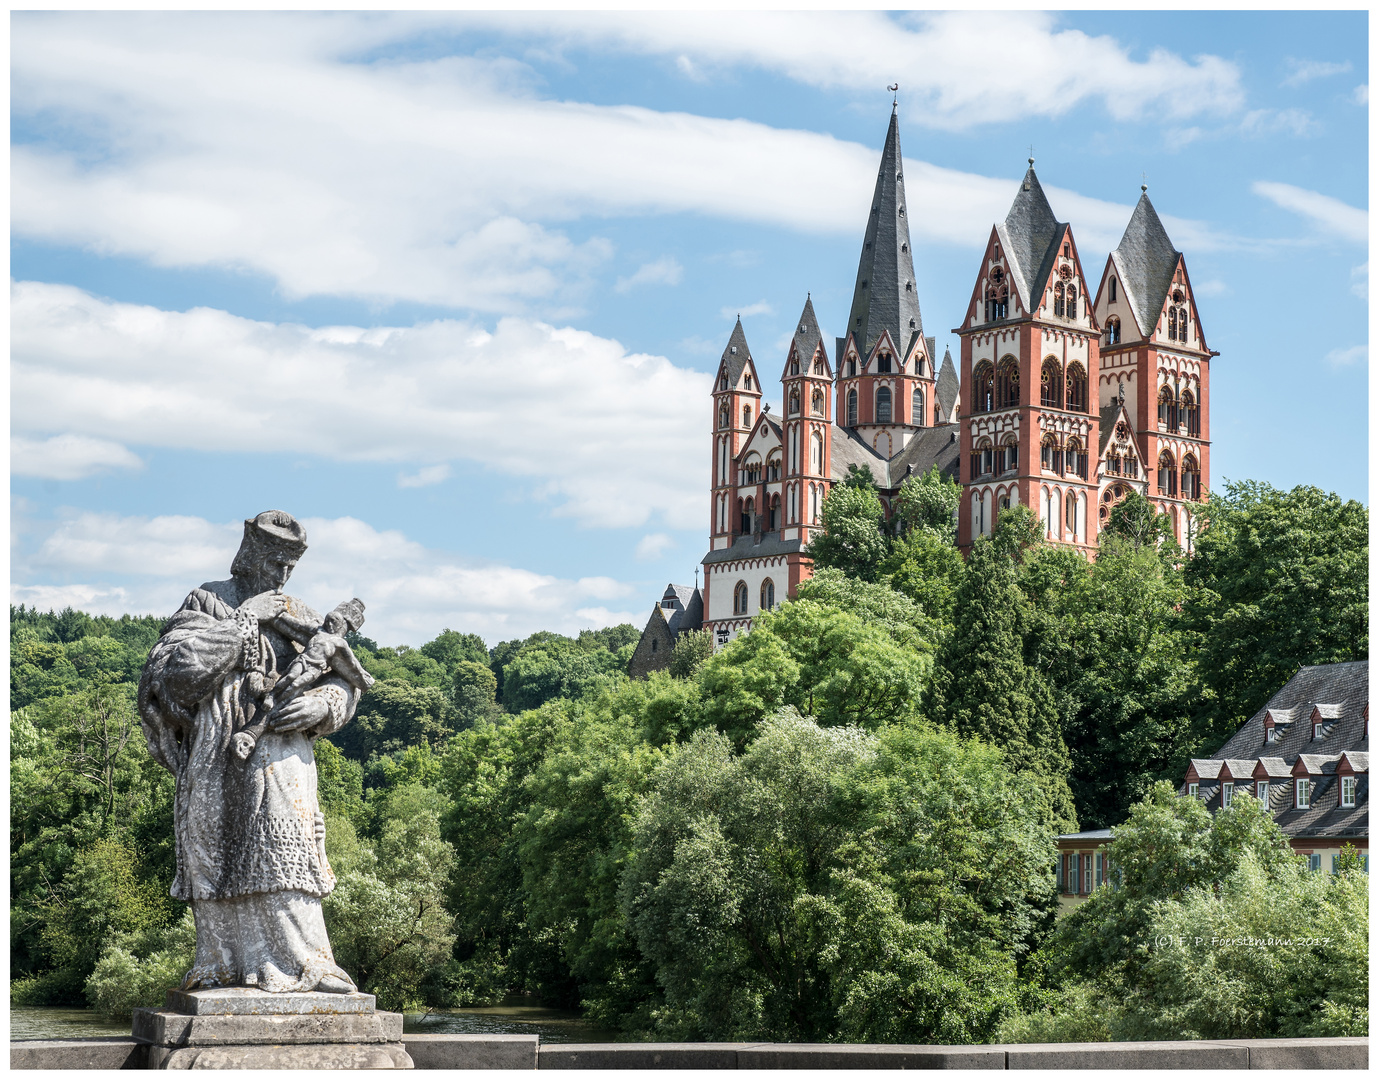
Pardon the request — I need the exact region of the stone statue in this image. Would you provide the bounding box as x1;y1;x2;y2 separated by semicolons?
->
137;510;376;994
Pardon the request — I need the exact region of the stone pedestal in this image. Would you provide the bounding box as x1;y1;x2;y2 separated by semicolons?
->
133;988;413;1070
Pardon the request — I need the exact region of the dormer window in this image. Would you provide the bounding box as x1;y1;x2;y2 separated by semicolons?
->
1296;778;1311;809
1188;782;1199;799
1341;776;1357;808
1266;725;1279;744
1314;722;1324;739
1222;782;1234;808
1256;781;1269;802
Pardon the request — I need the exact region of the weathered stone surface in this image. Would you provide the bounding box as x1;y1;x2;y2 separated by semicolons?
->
538;1042;744;1069
138;510;373;996
165;988;376;1016
149;1043;414;1069
1223;1036;1369;1069
133;1008;403;1047
737;1043;1005;1069
11;1037;147;1070
1006;1040;1248;1069
404;1034;540;1069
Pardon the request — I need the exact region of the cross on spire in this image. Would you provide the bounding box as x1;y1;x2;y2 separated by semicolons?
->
1027;144;1035;166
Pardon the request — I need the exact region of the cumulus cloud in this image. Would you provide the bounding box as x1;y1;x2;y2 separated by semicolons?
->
11;434;143;480
12;511;641;644
635;533;675;561
1251;182;1368;244
1282;58;1352;87
721;301;774;321
615;257;683;293
1323;345;1367;368
12;281;708;529
397;464;451;489
11;13;1240;311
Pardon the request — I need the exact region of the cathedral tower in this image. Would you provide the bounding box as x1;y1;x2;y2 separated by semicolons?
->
780;296;833;543
1093;189;1212;547
955;161;1102;554
709;318;762;546
835;106;937;461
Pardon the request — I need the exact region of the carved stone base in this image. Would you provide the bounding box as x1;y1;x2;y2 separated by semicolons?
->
133;989;412;1070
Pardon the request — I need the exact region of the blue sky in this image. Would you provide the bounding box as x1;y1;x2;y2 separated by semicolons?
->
11;11;1368;645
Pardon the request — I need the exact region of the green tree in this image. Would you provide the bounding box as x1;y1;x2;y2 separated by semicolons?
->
1184;481;1368;748
335;680;456;762
420;629;490;675
805;484;889;582
451;660;504;729
1103;490;1176;554
667;629;715;679
879;527;965;629
894;464;960;539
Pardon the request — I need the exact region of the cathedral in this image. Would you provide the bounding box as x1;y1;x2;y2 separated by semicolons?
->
643;106;1214;656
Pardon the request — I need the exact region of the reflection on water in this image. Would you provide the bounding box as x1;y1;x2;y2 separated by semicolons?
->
404;999;617;1043
10;999;615;1045
10;1006;133;1040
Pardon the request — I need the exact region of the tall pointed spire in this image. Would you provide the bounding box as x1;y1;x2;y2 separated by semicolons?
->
719;317;753;385
997;162;1063;312
793;295;823;362
844;110;923;358
1113;191;1181;340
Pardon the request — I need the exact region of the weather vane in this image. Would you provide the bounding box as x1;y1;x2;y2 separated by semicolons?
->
888;83;899;106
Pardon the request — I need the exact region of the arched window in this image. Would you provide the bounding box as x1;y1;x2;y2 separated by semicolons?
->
1041;434;1057;472
719;373;728;391
1109;450;1122;476
790;359;799;376
1001;436;1019;474
1040;357;1061;407
1109;277;1118;303
876;386;892;423
737;498;748;535
734;580;749;615
912;386;924;424
973;361;995;413
769;496;780;530
743;404;752;427
1157;386;1174;428
1053;282;1066;318
996;356;1019;408
1106;316;1121;346
719;404;729;429
1167;309;1178;340
811;389;824;416
846;389;859;426
971;437;993;479
1066;437;1085;479
813;358;824;376
760;578;776;611
744;455;763;484
1066;285;1078;320
1066;491;1078;538
876;353;892;374
1065;363;1088;412
788;484;797;523
788;389;800;415
846;359;856;377
811;431;823;474
810;483;821;523
1181;388;1199;436
1158;450;1177;496
766;454;781;482
1182;454;1201;500
985;267;1009;321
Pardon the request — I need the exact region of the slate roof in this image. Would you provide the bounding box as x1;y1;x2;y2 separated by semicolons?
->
936;348;960;423
1185;661;1369;841
829;423;961;490
1110;192;1181;341
719;318;754;386
842;108;924;360
702;533;804;566
1057;828;1114;842
657;584;703;636
995;165;1064;314
789;296;824;371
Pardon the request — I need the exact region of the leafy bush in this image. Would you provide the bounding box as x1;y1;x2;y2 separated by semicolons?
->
85;911;196;1017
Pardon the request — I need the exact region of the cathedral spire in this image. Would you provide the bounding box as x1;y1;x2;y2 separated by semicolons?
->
997;162;1064;314
1112;191;1181;341
843;110;923;359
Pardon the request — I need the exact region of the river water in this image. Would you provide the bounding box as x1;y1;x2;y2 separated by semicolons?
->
11;1000;616;1044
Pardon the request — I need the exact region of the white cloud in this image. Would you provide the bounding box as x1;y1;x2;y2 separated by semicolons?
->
12;511;641;644
722;301;774;321
11;434;143;480
1350;263;1368;301
1353;85;1369;105
1251;182;1368;244
397;464;450;489
615;257;683;294
492;11;1244;130
1282;58;1352;87
12;281;708;529
11;13;1242;311
1192;279;1229;298
1239;108;1315;138
1323;345;1367;368
635;533;674;561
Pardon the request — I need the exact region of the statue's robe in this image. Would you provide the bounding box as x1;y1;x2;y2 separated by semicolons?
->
139;578;360;992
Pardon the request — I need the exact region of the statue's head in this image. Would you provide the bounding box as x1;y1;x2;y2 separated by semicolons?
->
230;510;308;594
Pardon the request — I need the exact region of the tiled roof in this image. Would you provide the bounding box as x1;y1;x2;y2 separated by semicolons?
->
1214;661;1368;762
995;165;1063;315
1111;192;1180;341
719;319;754;387
701;533;804;566
827;423;961;491
843;109;924;360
